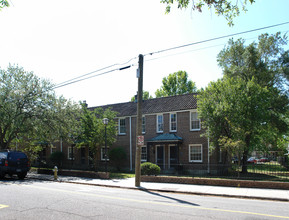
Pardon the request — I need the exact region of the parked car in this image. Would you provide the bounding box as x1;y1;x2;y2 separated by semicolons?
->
258;157;270;163
247;157;258;164
0;150;30;179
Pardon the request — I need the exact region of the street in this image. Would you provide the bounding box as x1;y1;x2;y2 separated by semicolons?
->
1;178;289;220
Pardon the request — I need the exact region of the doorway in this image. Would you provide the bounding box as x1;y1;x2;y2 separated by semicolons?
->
156;145;165;169
169;145;178;168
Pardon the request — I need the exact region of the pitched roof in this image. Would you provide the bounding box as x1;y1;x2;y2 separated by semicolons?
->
89;93;198;117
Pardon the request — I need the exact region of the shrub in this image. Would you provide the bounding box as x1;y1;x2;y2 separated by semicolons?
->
49;151;65;168
141;162;161;176
108;147;127;171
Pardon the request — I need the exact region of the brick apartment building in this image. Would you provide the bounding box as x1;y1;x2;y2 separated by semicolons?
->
40;93;223;174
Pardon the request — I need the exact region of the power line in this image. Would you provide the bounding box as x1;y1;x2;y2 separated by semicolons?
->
53;65;132;89
53;22;289;89
145;29;289;63
145;21;289;57
54;57;137;89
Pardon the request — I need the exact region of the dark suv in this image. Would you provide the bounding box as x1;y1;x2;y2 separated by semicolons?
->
0;151;30;179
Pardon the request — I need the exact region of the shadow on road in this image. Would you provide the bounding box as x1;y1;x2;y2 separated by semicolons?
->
143;189;200;206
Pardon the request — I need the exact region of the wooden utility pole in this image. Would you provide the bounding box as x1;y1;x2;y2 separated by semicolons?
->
135;54;143;187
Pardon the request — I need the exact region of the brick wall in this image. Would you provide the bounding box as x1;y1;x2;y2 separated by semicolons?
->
141;176;289;190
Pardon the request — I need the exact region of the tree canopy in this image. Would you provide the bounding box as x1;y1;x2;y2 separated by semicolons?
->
161;0;255;26
131;91;153;102
0;65;81;154
0;0;9;10
78;104;118;170
198;33;289;172
155;70;197;97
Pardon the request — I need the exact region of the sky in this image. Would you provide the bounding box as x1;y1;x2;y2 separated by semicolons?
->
1;0;289;107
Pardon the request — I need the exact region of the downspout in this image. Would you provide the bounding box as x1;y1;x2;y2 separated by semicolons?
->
130;116;132;171
207;128;210;174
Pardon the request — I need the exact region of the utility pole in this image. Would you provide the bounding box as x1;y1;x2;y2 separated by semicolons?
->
135;54;143;187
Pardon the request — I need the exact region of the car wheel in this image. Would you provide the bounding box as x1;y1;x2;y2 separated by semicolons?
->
17;172;27;180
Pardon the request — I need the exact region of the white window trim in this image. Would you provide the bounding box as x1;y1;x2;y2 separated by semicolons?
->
68;146;74;160
101;146;110;161
142;116;146;134
170;112;177;132
51;145;57;154
156;114;164;133
141;145;147;162
118;118;126;135
190;110;201;131
189;144;203;163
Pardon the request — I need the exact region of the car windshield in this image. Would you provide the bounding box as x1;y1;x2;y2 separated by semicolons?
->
0;152;8;159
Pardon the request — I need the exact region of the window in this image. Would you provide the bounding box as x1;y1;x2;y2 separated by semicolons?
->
189;144;202;162
141;146;147;162
142;116;146;134
170;113;177;132
157;114;163;133
190;111;201;131
119;118;126;135
101;147;109;161
51;145;57;154
68;146;74;160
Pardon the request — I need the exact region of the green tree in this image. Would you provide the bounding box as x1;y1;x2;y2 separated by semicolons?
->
108;147;127;171
155;70;197;98
161;0;255;26
131;91;153;102
0;0;9;10
198;33;289;173
78;104;118;171
49;151;65;168
0;65;81;160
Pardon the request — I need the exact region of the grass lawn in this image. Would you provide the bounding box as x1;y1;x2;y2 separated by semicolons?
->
231;161;289;181
109;172;135;179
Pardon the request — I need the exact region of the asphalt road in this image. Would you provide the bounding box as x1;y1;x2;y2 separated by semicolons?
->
1;178;289;220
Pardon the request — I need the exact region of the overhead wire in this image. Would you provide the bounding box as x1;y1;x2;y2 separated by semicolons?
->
145;21;289;57
54;68;120;89
53;21;289;89
144;30;288;63
53;56;137;89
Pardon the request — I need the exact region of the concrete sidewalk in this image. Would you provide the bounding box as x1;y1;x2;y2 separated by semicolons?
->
27;173;289;202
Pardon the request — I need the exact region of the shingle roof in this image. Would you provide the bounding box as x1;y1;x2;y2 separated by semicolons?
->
89;93;198;117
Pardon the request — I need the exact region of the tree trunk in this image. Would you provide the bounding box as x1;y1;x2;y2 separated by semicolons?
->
93;153;98;172
241;135;251;174
241;151;248;173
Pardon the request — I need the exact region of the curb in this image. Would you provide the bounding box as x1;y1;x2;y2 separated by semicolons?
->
27;175;289;202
